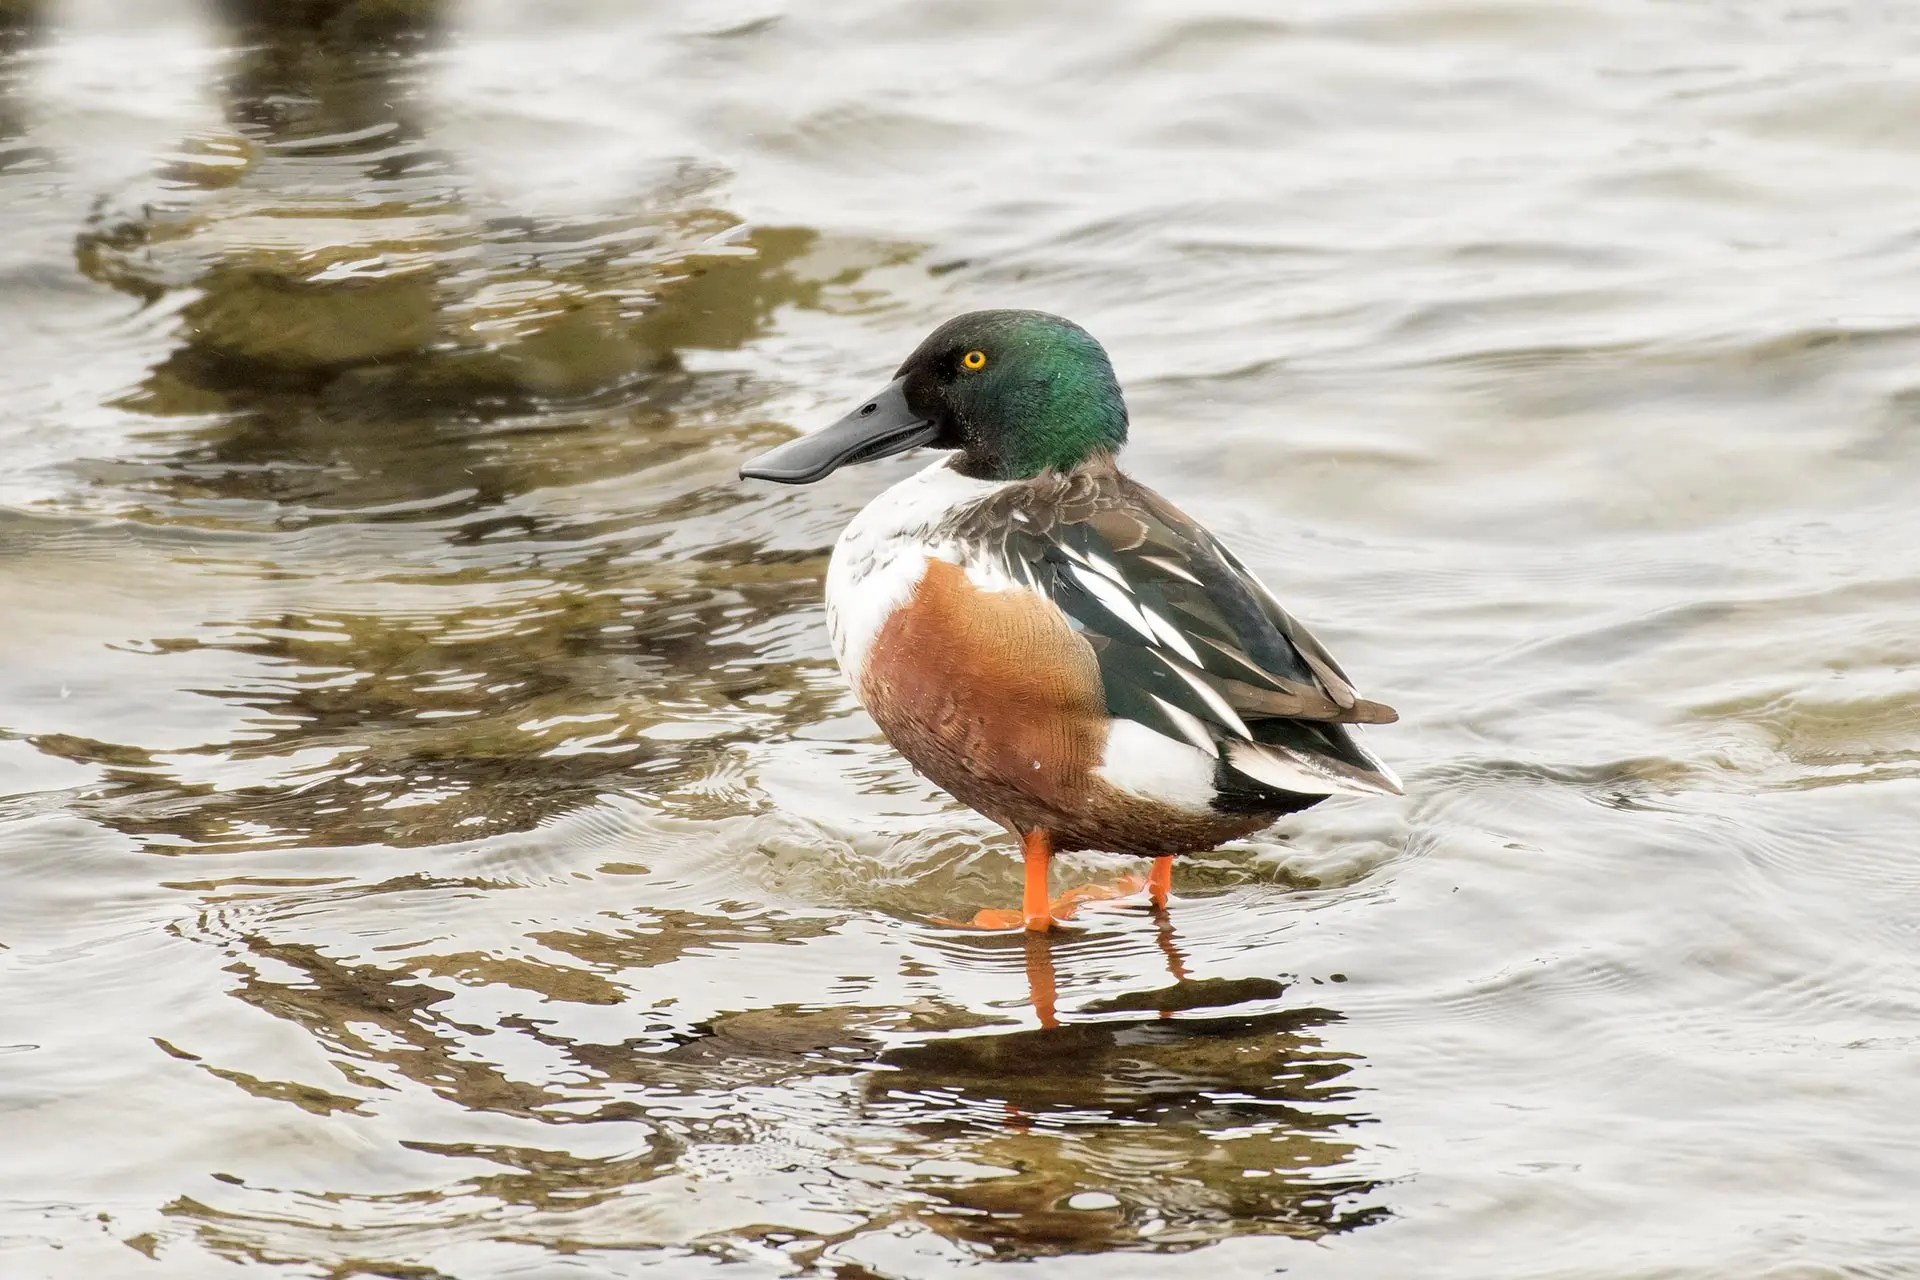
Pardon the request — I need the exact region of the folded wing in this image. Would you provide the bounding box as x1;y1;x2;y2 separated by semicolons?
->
955;461;1402;802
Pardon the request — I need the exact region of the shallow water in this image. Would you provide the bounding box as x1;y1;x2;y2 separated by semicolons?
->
3;1;1919;1275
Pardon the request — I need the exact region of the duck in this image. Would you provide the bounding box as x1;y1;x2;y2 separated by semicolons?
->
740;310;1400;932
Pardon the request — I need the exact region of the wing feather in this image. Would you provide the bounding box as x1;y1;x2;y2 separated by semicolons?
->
953;459;1402;801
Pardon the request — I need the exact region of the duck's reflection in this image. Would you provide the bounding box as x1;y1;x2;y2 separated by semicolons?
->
178;901;1381;1263
875;953;1382;1256
1156;909;1194;984
869;912;1383;1255
1024;930;1060;1028
1015;902;1196;1030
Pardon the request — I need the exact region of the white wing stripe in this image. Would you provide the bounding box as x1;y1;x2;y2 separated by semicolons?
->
1226;739;1402;797
1139;604;1204;665
1162;653;1254;740
1151;694;1220;757
1139;554;1203;585
1068;563;1159;645
1225;741;1348;795
1084;550;1129;585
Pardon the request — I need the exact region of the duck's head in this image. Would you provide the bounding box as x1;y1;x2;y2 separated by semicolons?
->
740;310;1128;485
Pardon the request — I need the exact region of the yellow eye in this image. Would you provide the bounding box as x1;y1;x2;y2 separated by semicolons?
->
962;349;987;371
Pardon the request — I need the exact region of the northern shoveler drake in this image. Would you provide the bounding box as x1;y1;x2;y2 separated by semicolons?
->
741;310;1400;932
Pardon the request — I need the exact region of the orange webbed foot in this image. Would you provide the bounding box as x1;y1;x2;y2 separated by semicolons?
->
933;907;1027;930
1050;873;1146;912
932;839;1177;932
934;903;1079;931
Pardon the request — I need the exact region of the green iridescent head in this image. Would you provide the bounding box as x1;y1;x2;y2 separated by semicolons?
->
896;310;1128;480
739;310;1129;486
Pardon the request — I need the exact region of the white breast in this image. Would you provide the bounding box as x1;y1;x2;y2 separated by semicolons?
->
824;458;1011;692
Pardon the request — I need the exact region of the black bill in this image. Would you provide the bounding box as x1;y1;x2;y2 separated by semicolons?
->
738;376;937;484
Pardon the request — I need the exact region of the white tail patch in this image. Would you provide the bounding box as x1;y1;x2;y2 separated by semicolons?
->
1341;723;1404;792
1225;739;1403;798
1096;718;1217;811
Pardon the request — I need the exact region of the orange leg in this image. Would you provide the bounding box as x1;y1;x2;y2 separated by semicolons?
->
1054;853;1176;916
1147;855;1173;911
951;829;1058;932
1021;829;1052;932
942;834;1175;932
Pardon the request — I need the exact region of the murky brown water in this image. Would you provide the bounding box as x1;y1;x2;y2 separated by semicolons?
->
4;1;1920;1275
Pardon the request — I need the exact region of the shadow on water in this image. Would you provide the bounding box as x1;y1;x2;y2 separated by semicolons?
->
9;5;1386;1273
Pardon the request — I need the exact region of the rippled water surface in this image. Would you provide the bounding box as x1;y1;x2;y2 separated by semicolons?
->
4;1;1920;1275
